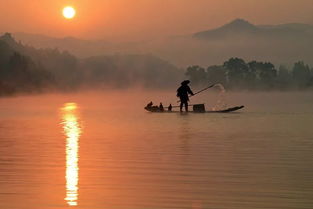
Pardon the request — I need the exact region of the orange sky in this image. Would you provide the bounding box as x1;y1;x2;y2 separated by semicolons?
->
1;0;312;41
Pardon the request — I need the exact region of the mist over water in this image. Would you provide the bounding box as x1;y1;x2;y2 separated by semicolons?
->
0;91;312;209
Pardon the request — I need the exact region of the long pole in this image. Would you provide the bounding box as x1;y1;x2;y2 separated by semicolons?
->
191;84;216;97
177;84;215;103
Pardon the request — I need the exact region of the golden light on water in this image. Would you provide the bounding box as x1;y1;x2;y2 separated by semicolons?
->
61;103;81;206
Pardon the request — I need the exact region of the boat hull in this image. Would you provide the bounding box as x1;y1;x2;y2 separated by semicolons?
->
145;106;244;113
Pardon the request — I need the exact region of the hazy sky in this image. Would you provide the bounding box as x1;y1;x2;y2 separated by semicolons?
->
1;0;312;41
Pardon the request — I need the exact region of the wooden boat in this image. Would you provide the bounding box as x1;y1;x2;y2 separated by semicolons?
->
145;105;245;113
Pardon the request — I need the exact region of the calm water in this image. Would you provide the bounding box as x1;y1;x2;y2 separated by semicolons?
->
0;91;312;209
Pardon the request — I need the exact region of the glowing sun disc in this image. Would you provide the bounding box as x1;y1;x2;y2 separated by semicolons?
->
63;6;76;19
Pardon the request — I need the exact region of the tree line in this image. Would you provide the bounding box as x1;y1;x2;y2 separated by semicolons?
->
0;33;181;96
1;32;313;97
185;57;313;90
0;35;55;96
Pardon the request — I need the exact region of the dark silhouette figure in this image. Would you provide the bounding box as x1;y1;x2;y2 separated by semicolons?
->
147;101;153;108
159;103;164;112
177;80;194;112
168;104;172;111
145;101;161;112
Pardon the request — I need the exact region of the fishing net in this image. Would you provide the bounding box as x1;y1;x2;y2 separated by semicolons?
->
211;83;228;111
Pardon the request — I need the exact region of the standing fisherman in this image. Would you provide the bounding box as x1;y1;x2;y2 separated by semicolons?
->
177;80;194;112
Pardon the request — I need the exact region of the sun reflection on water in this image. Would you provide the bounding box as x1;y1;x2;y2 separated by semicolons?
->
61;103;81;206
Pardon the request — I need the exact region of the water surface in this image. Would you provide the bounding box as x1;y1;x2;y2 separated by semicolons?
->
0;91;312;209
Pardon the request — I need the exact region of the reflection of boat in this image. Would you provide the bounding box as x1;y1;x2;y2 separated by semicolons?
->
145;105;244;113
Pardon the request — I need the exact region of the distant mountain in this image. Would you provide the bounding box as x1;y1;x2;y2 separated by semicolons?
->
12;32;112;58
8;19;313;67
13;32;145;58
194;19;259;39
193;18;313;40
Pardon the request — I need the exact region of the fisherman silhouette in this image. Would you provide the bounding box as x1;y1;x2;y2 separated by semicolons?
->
177;80;194;112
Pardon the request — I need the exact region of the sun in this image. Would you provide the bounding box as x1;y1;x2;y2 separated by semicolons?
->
63;6;76;19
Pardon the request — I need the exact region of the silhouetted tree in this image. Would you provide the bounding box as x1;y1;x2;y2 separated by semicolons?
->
258;62;277;89
277;65;292;90
1;33;81;90
247;61;259;89
0;50;54;95
246;61;277;89
8;52;54;91
223;57;248;88
292;61;311;88
185;65;207;86
206;65;227;86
